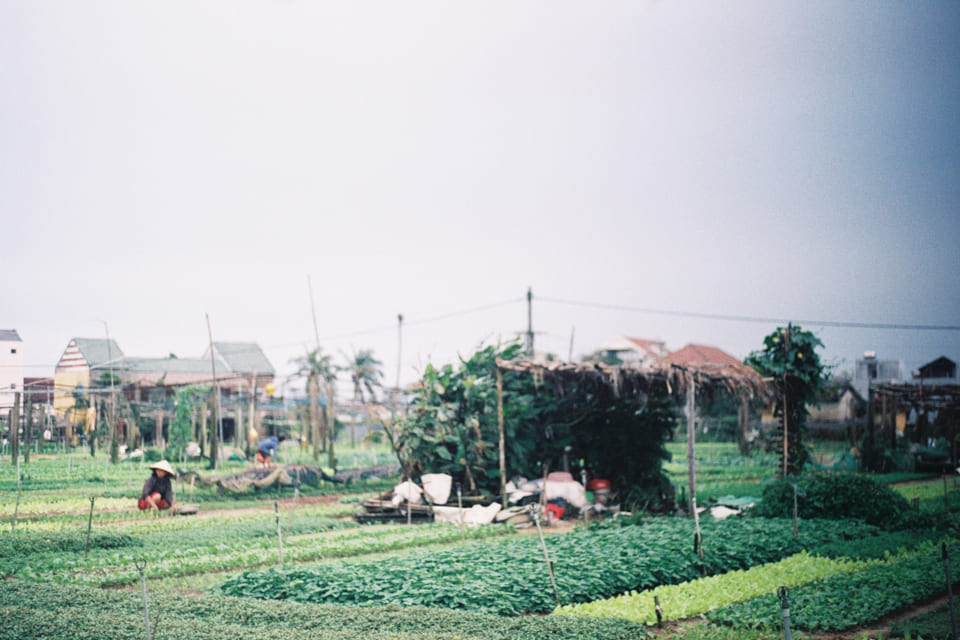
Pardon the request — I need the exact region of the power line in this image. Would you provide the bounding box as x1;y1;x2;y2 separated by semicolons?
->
538;296;960;332
5;296;527;370
262;297;525;349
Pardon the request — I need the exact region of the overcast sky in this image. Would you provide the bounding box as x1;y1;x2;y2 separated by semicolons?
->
2;1;958;396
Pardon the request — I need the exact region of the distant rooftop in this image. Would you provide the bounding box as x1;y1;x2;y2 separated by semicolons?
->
69;338;125;367
0;329;22;342
207;342;275;376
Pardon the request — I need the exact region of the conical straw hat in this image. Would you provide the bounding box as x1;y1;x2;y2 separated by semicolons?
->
149;460;175;476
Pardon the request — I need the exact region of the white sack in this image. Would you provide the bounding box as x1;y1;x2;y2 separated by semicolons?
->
391;480;423;506
421;473;452;504
544;479;588;508
432;502;502;525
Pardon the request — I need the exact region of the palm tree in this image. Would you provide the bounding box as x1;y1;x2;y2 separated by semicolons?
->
345;349;384;448
289;348;339;465
347;349;384;404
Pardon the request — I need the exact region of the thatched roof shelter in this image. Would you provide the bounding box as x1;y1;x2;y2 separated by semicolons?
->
495;349;771;401
496;351;773;519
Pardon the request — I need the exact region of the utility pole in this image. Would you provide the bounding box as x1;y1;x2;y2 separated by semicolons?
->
396;313;403;407
526;287;534;357
308;274;320;350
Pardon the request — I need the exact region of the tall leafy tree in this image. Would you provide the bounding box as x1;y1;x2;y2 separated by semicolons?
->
168;385;209;463
746;324;827;477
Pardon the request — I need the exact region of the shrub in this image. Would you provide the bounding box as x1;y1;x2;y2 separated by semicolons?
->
751;470;918;529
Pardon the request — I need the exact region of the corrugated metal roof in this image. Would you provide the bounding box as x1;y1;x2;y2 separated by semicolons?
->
208;342;275;375
113;357;211;374
71;338;125;367
0;329;22;342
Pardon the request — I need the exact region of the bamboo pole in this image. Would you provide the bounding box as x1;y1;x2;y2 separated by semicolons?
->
686;371;696;517
274;501;284;567
496;367;507;509
205;313;221;470
23;392;32;464
10;392;20;464
136;558;151;640
532;505;561;608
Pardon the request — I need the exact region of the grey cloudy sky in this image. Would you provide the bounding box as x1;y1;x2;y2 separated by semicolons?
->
2;1;958;394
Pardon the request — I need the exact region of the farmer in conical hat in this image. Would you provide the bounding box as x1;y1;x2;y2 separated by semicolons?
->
138;460;176;514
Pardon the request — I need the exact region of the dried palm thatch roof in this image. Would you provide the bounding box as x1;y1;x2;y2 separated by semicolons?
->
496;358;665;398
496;352;771;400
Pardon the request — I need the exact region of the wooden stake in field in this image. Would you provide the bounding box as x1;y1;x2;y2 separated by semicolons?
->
274;501;284;567
84;496;96;560
496;367;507;510
685;371;697;518
457;482;465;543
135;557;151;640
531;504;561;608
942;542;958;640
9;391;20;465
206;313;222;470
286;466;300;537
11;467;21;532
23;392;32;464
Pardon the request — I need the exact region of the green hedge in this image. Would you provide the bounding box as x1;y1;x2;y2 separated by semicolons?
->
751;471;936;529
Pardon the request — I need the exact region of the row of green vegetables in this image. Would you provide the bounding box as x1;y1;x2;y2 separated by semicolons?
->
218;517;883;615
8;521;512;587
707;540;960;632
3;495;360;532
0;579;648;640
1;505;353;555
555;530;949;626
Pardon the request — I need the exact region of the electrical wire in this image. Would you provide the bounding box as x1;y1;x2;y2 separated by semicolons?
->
537;296;960;332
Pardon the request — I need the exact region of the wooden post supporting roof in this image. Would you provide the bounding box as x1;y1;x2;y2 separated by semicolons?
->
497;367;506;509
686;370;697;518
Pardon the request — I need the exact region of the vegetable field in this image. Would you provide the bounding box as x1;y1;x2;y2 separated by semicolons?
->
2;446;960;639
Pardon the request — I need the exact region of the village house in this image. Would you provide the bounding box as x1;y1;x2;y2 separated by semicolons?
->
0;329;24;411
53;337;275;419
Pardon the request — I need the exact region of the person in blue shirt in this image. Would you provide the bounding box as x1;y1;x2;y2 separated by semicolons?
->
255;433;286;467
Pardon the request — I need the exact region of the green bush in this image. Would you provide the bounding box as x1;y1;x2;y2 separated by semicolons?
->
751;471;918;528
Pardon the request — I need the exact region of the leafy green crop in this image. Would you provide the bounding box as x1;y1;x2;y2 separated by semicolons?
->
708;541;960;631
0;529;139;556
0;579;649;640
11;521;510;587
554;551;874;624
219;518;880;615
